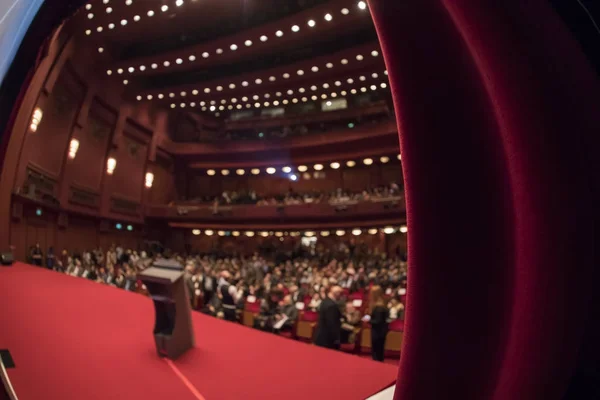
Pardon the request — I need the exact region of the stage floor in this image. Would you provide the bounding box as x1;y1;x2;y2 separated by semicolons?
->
0;264;398;400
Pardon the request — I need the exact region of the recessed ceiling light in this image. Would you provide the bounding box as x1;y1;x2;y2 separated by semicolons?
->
106;7;112;13
151;63;157;69
98;47;104;53
370;85;377;90
311;66;319;72
264;102;270;107
158;94;164;99
323;83;330;89
275;92;282;97
161;5;169;12
230;44;238;50
381;83;388;88
106;70;112;75
189;55;196;61
139;65;146;71
202;52;209;58
176;58;183;64
282;99;289;104
308;19;316;27
384;70;388;75
216;86;223;91
204;88;210;93
96;26;103;32
242;81;249;87
254;102;260;108
341;90;347;96
361;87;367;92
297;70;304;75
260;35;268;42
287;90;294;95
269;76;276;82
341;58;348;64
176;0;184;6
371;50;379;57
229;83;236;89
321;94;327;99
128;67;134;72
125;0;133;5
117;68;123;74
242;96;248;101
324;13;333;21
326;62;333;68
245;40;252;46
351;89;357;94
103;0;109;4
130;15;139;22
236;104;242;109
335;81;341;86
291;25;300;32
253;95;259;100
216;48;223;54
147;95;153;100
87;13;94;19
231;98;237;103
180;103;186;108
123;80;128;85
310;85;317;91
180;91;187;96
108;23;115;29
121;19;127;25
341;8;350;15
136;95;142;101
273;100;279;106
298;88;305;93
255;78;262;84
283;73;290;79
147;10;155;17
85;4;92;10
372;73;379;78
311;95;317;100
276;30;284;37
356;54;364;61
164;61;170;66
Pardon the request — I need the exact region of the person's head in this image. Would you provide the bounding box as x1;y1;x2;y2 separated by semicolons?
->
369;285;385;314
328;285;343;301
282;294;292;306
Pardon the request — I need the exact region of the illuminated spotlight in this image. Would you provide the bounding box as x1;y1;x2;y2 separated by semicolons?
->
232;231;240;237
216;48;223;54
161;5;169;12
308;19;316;27
283;73;290;79
275;232;284;237
123;80;129;85
397;154;402;160
205;230;214;236
289;174;298;182
148;10;155;17
276;30;284;37
326;101;332;106
341;8;350;15
218;231;226;237
164;61;170;67
85;29;91;35
320;231;330;237
346;160;356;167
330;162;340;169
170;104;176;109
368;228;378;235
236;169;245;176
336;230;346;236
298;165;308;172
266;167;276;175
304;231;315;237
176;58;183;64
260;232;269;238
133;15;140;22
151;63;158;69
297;69;304;76
245;231;255;237
384;227;395;235
146;94;152;100
206;169;216;176
260;35;268;42
269;76;276;82
230;43;239;51
121;19;128;25
324;13;333;21
136;95;142;101
311;66;319;73
108;23;115;29
372;50;379;57
88;13;94;19
282;166;292;173
352;229;362;236
86;4;92;10
192;229;201;236
245;40;253;46
363;158;374;165
176;0;184;6
107;70;112;75
380;156;390;163
341;58;348;65
356;54;364;61
251;168;260;175
400;226;408;233
221;169;230;176
326;62;333;68
370;85;377;91
381;83;388;89
358;1;367;10
291;25;300;32
97;27;103;32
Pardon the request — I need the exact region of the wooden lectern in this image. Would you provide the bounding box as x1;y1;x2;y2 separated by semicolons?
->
138;265;195;360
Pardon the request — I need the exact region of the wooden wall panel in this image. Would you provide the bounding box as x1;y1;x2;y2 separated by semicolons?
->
110;123;149;203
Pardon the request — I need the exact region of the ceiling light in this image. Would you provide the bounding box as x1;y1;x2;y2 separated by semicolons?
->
298;165;308;172
336;230;346;237
151;63;158;69
398;154;402;160
384;227;395;235
86;4;92;10
311;66;319;72
323;83;330;89
341;8;350;15
381;83;388;89
352;229;362;236
292;98;298;103
266;167;276;175
210;105;216;111
311;95;317;101
232;231;240;237
106;7;112;13
241;96;248;101
216;86;223;91
189;55;196;61
254;102;260;108
330;162;340;169
133;15;140;21
283;73;290;79
221;169;230;176
216;48;223;54
176;58;183;64
358;1;367;10
308;19;316;27
282;166;292;173
341;90;347;96
158;94;164;99
400;226;408;233
190;102;196;107
326;62;333;68
245;40;253;46
371;73;379;79
136;95;142;101
255;78;262;84
314;164;324;171
236;169;245;176
361;87;367;92
326;101;332;106
176;0;184;6
297;69;304;75
85;30;91;35
275;92;282;97
311;85;317;91
169;93;175;98
98;47;104;52
164;61;170;67
147;95;152;100
282;99;289;104
380;156;390;163
371;85;377;91
161;5;169;12
180;103;186;108
128;67;135;73
121;19;127;25
269;76;276;82
251;168;260;175
242;81;249;87
276;30;284;37
230;44;238;50
108;23;115;29
341;58;348;64
117;68;123;74
351;89;357;94
87;13;94;19
180;91;187;96
324;13;333;21
106;70;112;75
123;80;128;85
331;92;337;98
192;229;201;236
356;54;364;61
321;231;330;237
139;65;146;71
273;100;279;106
363;158;374;165
218;105;224;110
371;50;379;57
125;0;132;4
147;10;155;16
260;35;268;42
291;25;300;32
346;160;356;167
321;94;327;99
360;76;366;81
245;231;255;237
97;26;103;32
384;70;388;75
287;89;294;95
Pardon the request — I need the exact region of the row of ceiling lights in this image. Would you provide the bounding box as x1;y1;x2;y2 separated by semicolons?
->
205;155;402;176
135;68;386;104
116;48;381;93
192;225;406;238
95;1;369;75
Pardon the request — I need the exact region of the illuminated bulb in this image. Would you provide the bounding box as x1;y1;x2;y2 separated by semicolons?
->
204;230;214;236
336;230;346;237
356;54;364;61
216;86;222;91
97;27;103;32
311;85;317;91
204;88;210;93
341;91;347;96
335;81;341;86
236;169;245;176
107;70;112;75
398;154;402;160
139;65;146;71
180;91;187;96
125;0;132;4
230;44;238;50
371;85;377;91
311;66;319;72
311;95;317;101
269;76;276;82
320;231;330;237
372;73;379;78
314;164;324;171
151;63;158;69
221;169;230;176
68;139;79;159
216;48;223;54
384;227;395;235
341;58;348;64
254;102;260;108
86;4;92;10
145;172;154;188
326;101;332;106
147;10;154;17
326;62;333;68
242;81;249;87
363;158;374;165
305;231;315;237
255;78;262;84
164;61;170;67
106;157;117;175
298;165;308;172
218;231;226;237
158;94;164;99
400;226;408;233
180;103;186;108
341;8;350;15
323;83;330;89
358;1;367;10
276;30;284;37
88;13;94;19
169;93;175;98
308;19;316;27
176;0;184;6
128;67;134;73
324;13;333;21
372;50;379;57
147;95;152;100
108;23;115;29
133;15;140;22
287;90;294;95
291;25;300;32
282;73;290;79
229;83;236;89
346;160;356;167
245;40;253;47
245;231;255;237
380;156;390;163
192;229;201;236
352;229;362;236
207;169;215;176
232;231;240;237
161;5;169;12
260;35;268;42
251;168;260;175
381;83;388;89
121;19;127;25
136;95;142;101
297;69;304;75
176;58;183;64
85;30;91;35
171;104;176;109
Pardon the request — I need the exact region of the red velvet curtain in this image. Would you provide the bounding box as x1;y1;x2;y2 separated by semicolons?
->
369;0;600;399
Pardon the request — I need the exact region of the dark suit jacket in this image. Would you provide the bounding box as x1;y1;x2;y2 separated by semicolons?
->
314;297;342;349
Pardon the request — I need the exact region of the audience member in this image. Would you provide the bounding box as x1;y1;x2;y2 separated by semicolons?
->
367;285;389;362
315;286;343;350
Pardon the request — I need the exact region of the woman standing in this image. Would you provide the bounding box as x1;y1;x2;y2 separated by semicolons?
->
368;285;389;362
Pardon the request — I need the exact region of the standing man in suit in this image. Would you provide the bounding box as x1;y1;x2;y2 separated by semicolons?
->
315;285;343;350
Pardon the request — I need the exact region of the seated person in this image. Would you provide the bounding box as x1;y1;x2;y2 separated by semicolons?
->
202;290;223;318
254;293;279;331
388;297;405;320
273;295;298;334
340;302;361;344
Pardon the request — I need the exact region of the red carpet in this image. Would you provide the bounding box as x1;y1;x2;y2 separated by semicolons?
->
0;264;398;400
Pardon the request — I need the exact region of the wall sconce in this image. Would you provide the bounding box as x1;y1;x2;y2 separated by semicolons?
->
68;139;80;159
30;107;43;132
145;172;154;188
106;157;117;175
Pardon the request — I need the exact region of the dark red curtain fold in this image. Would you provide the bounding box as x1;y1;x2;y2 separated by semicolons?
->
370;0;600;399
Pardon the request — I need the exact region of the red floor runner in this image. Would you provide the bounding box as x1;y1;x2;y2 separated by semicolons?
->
0;264;398;400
